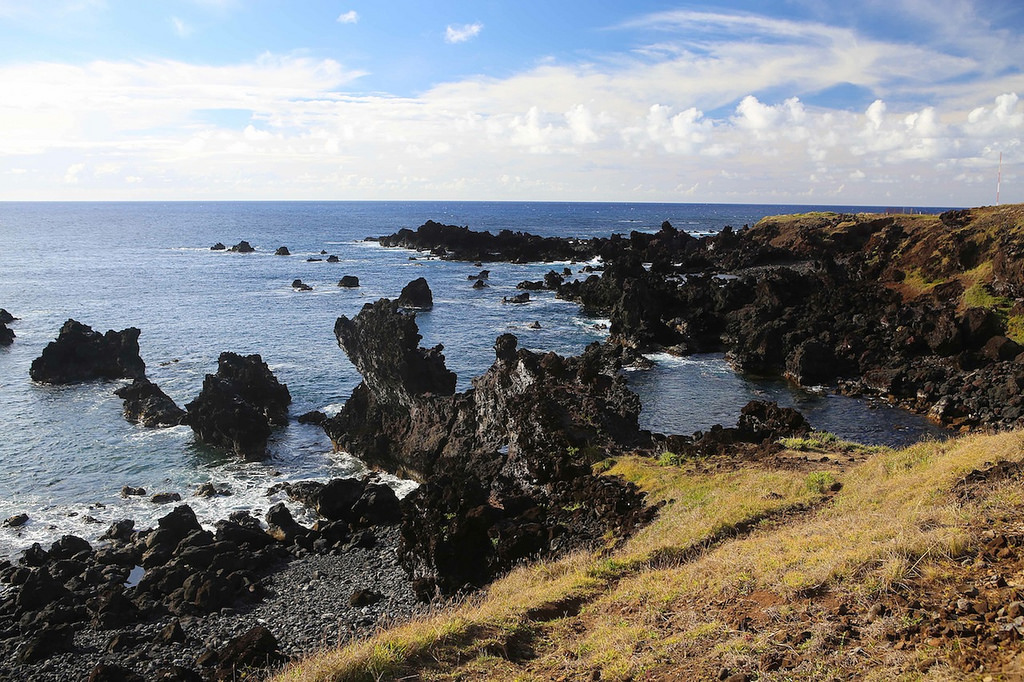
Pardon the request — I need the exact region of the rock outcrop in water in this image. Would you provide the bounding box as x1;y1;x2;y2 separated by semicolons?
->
114;379;187;427
325;290;655;596
29;320;146;384
184;352;291;460
378;219;597;263
396;277;433;310
0;309;13;346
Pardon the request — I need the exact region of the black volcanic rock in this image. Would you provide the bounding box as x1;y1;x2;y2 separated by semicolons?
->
185;352;291;460
329;297;455;476
210;242;226;251
378;220;599;263
1;309;17;324
338;275;360;288
209;626;286;680
324;295;653;595
274;246;290;256
396;277;433;310
0;321;12;346
114;379;187;427
30;320;146;384
228;241;254;253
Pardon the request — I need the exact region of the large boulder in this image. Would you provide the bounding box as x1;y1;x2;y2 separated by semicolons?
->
114;379;187;427
185;353;291;460
396;277;434;310
0;321;12;346
30;320;146;384
208;626;286;680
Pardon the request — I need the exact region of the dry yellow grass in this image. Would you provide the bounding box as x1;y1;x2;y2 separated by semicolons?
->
273;430;1024;682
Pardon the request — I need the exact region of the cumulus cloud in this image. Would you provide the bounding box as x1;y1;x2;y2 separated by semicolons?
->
445;23;482;44
336;10;358;24
64;163;85;184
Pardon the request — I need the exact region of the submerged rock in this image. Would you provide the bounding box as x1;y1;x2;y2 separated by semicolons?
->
114;379;187;427
291;279;313;291
30;320;146;384
185;352;291;460
396;277;434;310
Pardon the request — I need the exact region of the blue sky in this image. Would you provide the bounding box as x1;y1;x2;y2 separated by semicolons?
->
0;0;1022;205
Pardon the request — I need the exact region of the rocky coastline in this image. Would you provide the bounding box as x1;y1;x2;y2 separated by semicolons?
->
8;204;1024;679
378;205;1024;432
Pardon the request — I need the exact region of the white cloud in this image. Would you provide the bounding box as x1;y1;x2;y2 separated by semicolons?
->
445;23;483;44
171;16;192;38
1;5;1023;204
336;10;358;24
64;163;85;184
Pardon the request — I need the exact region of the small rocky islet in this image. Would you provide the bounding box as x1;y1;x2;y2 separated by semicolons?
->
6;204;1024;679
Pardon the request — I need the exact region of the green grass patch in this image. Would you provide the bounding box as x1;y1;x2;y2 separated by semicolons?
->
804;471;839;494
779;431;887;455
962;281;1011;311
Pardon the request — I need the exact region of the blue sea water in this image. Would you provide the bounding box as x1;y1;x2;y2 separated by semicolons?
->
0;201;948;557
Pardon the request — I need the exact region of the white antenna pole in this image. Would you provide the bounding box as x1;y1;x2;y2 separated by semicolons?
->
997;151;1002;205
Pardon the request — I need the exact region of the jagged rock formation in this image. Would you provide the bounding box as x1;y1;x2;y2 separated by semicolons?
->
325;290;654;597
29;320;146;384
328;297;455;478
114;379;187;427
185;352;291;460
228;241;254;253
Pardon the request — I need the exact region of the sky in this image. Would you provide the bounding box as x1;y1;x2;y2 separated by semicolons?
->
0;0;1022;206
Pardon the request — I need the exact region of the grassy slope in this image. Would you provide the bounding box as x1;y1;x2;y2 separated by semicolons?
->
274;429;1024;681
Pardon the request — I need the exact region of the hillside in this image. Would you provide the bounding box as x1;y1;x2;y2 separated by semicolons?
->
274;428;1024;681
748;205;1024;340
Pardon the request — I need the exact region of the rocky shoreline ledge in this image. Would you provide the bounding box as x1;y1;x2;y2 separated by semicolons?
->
377;204;1024;433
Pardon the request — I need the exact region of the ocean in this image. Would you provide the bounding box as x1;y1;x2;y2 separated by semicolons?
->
0;201;948;558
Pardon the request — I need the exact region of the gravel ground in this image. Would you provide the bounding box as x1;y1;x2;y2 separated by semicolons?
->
7;525;425;681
